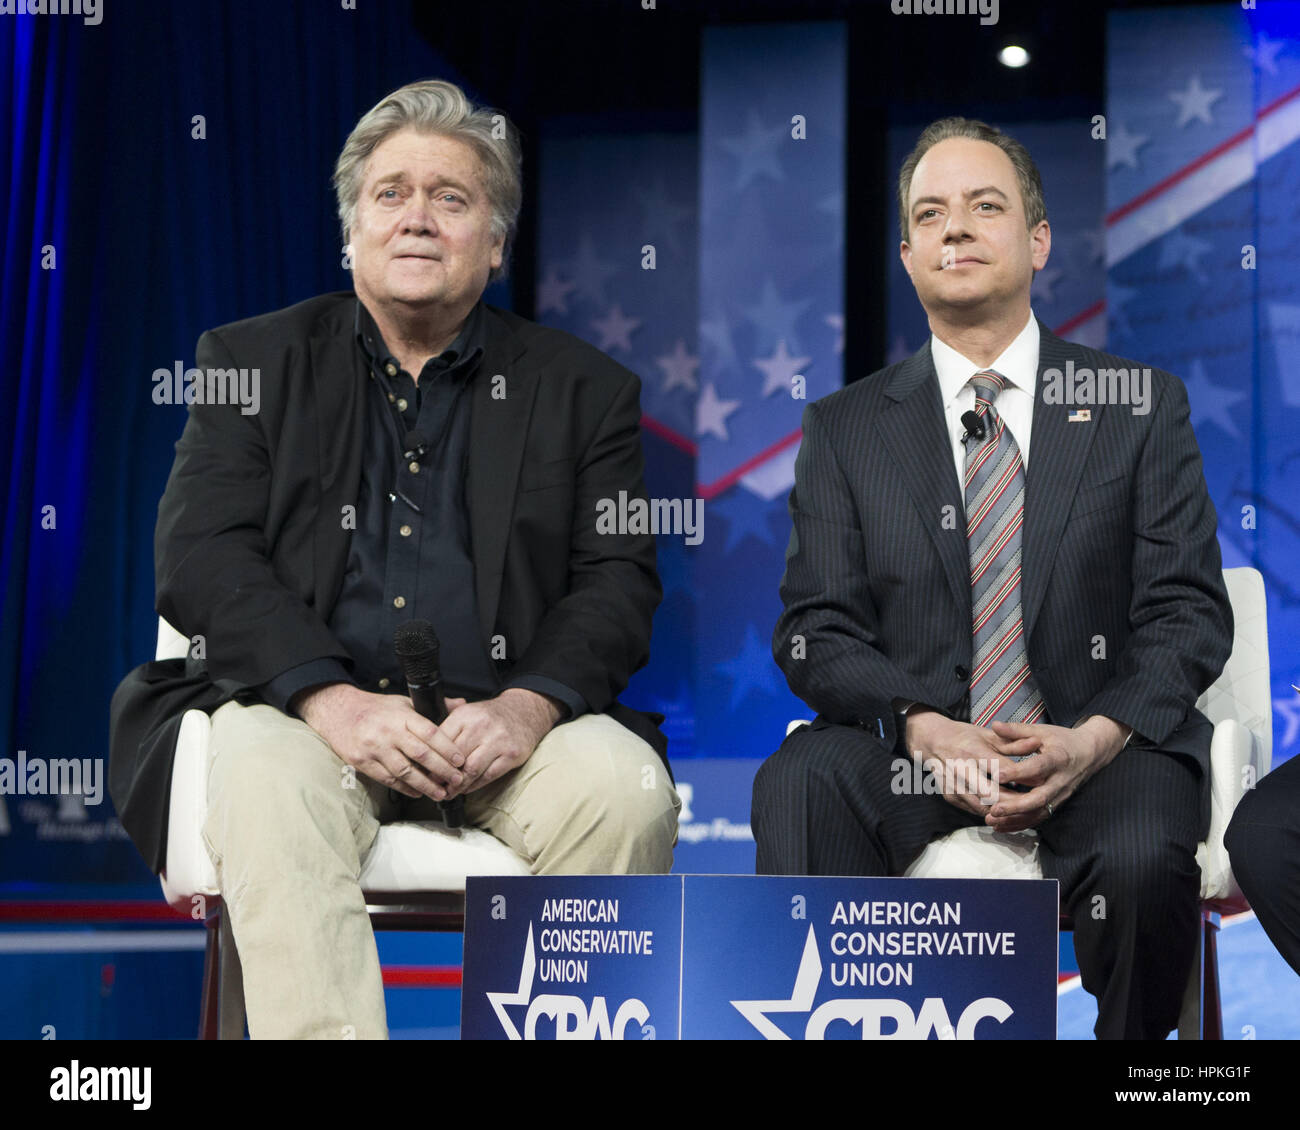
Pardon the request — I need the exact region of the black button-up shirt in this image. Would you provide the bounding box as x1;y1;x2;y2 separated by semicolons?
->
259;298;586;721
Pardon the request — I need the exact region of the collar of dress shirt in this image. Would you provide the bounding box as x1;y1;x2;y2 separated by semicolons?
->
930;308;1040;413
354;296;486;378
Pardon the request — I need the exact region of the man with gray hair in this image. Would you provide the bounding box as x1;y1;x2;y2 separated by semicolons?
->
110;79;679;1039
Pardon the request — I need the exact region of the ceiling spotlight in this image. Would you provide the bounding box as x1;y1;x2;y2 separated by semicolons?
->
998;45;1030;68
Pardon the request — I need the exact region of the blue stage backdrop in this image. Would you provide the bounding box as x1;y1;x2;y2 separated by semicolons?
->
533;119;700;758
1105;1;1300;770
693;22;845;762
532;21;844;782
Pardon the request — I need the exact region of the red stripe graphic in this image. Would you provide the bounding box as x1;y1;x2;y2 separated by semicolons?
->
1106;80;1300;226
697;427;803;499
382;965;463;989
640;414;698;456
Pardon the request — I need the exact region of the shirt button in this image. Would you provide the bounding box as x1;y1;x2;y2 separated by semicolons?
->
377;677;390;689
393;596;406;609
399;524;412;537
397;398;408;411
385;363;397;377
408;461;420;474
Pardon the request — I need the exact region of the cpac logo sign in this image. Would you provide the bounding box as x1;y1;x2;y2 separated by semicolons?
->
731;926;1013;1040
486;925;653;1040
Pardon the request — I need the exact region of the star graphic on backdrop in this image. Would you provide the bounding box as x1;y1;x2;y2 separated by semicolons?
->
716;623;780;710
754;340;811;398
564;233;620;308
1107;282;1139;340
1244;32;1285;76
1106;121;1149;171
696;382;741;441
824;313;844;354
1168;74;1224;128
888;335;915;365
1275;697;1300;750
536;267;576;316
1157;227;1214;284
701;305;738;368
590;304;641;352
634;174;695;259
1184;359;1246;439
742;277;813;354
720;110;788;191
1031;266;1064;305
1080;226;1107;267
710;487;778;554
655;338;700;395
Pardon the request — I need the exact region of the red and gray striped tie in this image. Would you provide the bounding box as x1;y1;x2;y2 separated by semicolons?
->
964;369;1045;727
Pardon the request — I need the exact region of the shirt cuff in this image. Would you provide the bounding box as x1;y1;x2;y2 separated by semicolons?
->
502;675;587;722
1075;713;1135;750
261;658;356;716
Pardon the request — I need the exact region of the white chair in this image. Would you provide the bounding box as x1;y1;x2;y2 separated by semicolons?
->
153;617;530;1039
786;566;1271;1040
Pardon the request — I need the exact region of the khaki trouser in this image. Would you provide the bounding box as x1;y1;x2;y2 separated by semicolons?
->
201;699;680;1039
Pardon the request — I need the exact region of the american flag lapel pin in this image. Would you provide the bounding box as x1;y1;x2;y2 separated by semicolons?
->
1068;408;1091;422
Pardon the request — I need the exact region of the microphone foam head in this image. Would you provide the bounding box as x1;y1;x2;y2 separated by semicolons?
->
394;619;440;682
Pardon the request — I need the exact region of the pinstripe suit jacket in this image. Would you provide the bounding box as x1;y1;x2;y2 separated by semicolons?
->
774;321;1233;776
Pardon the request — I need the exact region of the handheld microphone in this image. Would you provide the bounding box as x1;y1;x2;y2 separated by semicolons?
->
960;410;986;443
394;619;465;830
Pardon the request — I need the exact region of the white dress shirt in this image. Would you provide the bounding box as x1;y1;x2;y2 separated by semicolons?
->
921;310;1134;748
929;310;1039;487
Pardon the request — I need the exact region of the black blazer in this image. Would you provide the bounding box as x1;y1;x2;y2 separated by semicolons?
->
110;291;667;875
774;322;1233;783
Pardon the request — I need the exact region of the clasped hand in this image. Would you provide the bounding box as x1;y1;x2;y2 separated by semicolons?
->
295;684;561;802
904;710;1127;832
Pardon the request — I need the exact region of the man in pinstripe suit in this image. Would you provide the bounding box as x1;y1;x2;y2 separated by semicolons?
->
752;118;1233;1040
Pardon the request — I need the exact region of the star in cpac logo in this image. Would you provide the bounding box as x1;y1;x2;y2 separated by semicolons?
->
731;926;1014;1040
485;925;652;1040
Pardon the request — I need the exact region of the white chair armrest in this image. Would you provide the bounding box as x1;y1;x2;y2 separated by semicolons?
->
159;708;220;910
358;821;531;890
1197;717;1256;901
904;826;1042;880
